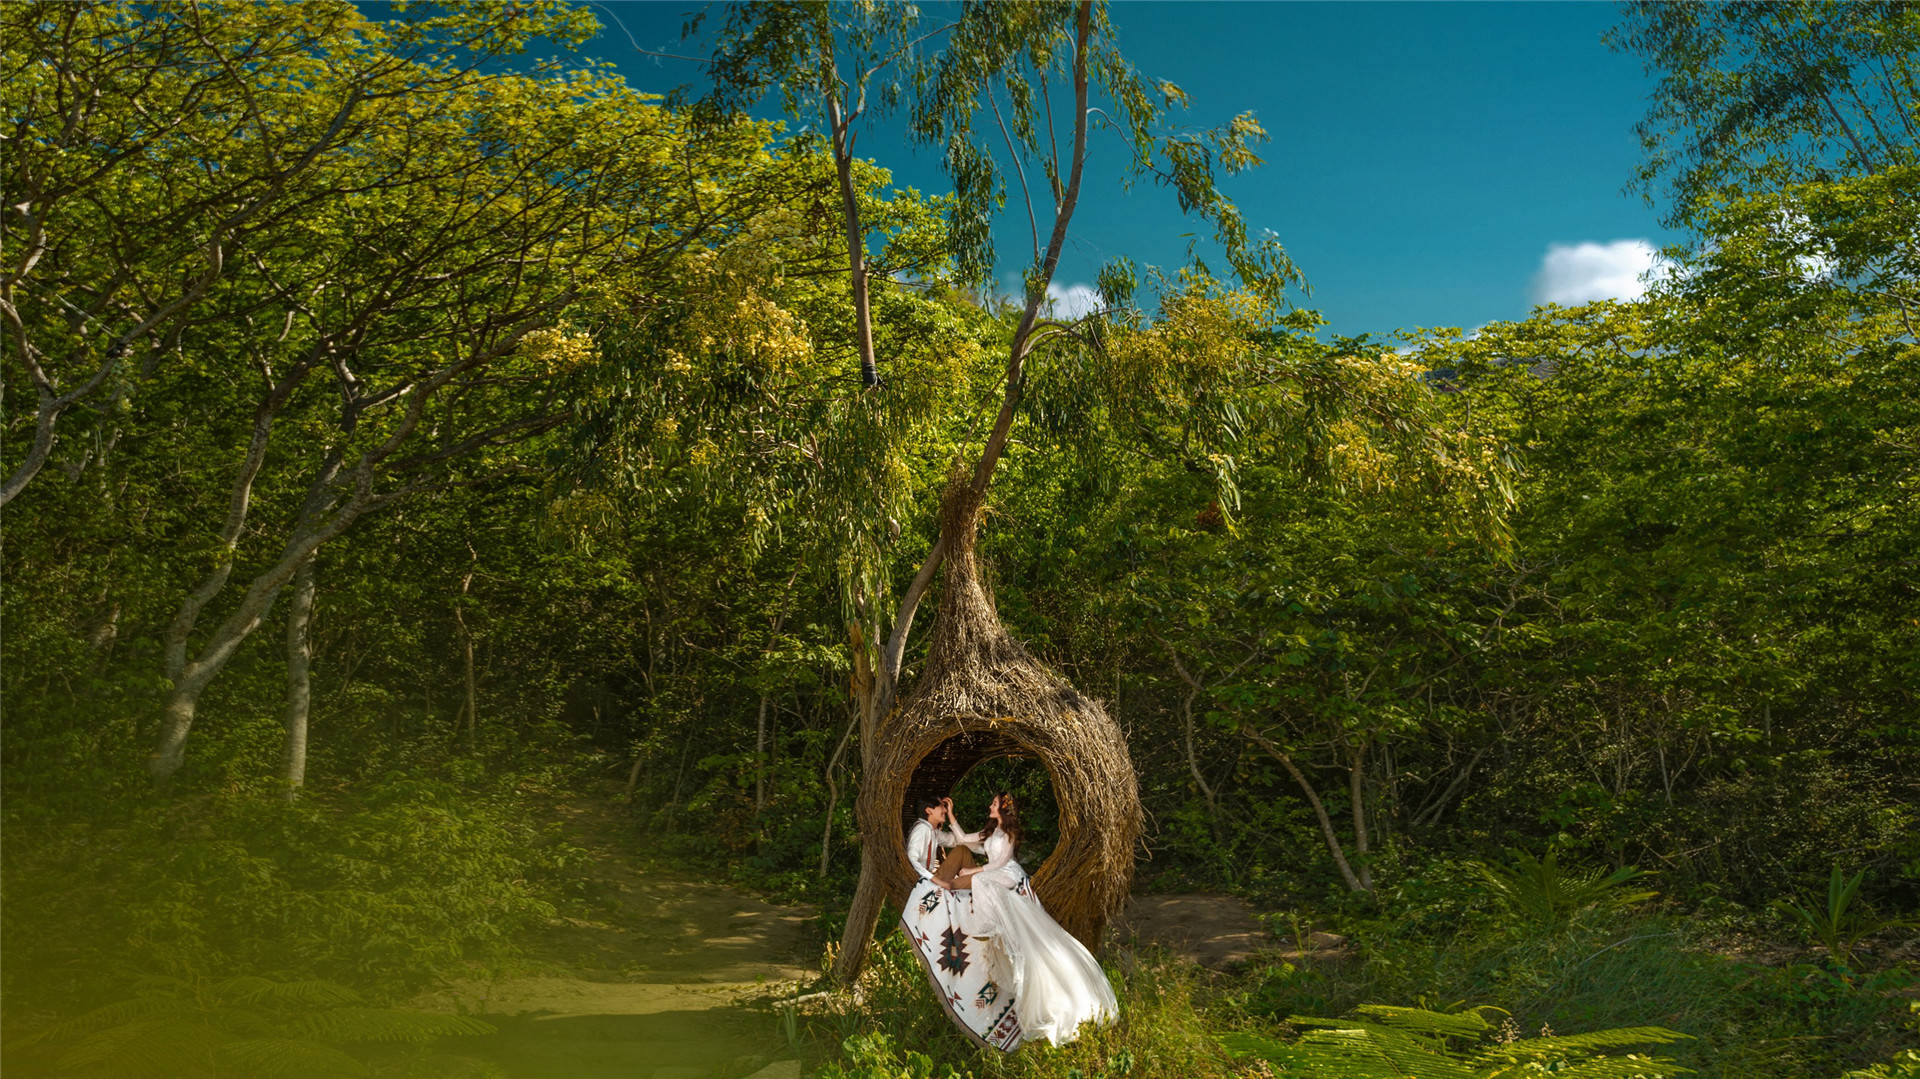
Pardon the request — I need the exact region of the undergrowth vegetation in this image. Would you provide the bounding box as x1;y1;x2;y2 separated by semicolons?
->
1230;913;1914;1077
1;752;588;1015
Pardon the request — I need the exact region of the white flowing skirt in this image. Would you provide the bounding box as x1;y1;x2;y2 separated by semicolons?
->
969;863;1118;1047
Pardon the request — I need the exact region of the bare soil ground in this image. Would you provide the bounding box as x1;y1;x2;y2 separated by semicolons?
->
1115;892;1347;969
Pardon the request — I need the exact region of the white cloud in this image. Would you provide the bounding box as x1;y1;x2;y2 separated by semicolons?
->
1043;282;1102;319
1529;239;1663;306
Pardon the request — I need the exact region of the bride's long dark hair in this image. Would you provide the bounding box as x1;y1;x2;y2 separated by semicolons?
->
979;791;1023;849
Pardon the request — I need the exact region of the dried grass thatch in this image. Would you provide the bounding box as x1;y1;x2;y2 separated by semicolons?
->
855;475;1143;948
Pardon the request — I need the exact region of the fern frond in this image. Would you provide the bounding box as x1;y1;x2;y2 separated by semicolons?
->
218;976;365;1008
1471;850;1656;927
219;1037;374;1077
216;975;290;1002
372;1050;511;1078
293;1007;496;1044
1287;1027;1480;1079
55;1017;223;1078
14;995;188;1046
125;973;199;998
1232;1006;1692;1079
1545;1053;1693;1078
1221;1025;1478;1077
1349;1004;1497;1038
1472;1025;1690;1062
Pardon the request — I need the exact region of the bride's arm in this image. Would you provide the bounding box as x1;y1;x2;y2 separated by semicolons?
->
955;834;1013;885
940;798;984;847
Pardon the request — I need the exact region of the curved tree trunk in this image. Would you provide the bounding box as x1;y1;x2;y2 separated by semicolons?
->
832;790;897;985
818;708;860;880
453;555;478;749
1243;724;1371;893
150;453;376;785
150;529;325;784
281;557;317;800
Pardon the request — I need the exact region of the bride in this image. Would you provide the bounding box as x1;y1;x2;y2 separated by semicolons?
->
941;792;1118;1047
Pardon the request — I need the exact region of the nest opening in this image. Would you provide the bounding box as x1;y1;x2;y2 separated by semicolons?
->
901;728;1063;878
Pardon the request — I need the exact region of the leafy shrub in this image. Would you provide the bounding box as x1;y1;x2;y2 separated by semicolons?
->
1838;1003;1920;1078
1373;855;1501;936
1845;1051;1920;1079
814;1032;975;1079
1467;849;1656;930
1775;866;1915;970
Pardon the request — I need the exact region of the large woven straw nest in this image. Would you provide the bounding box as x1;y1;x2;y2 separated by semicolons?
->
857;476;1143;948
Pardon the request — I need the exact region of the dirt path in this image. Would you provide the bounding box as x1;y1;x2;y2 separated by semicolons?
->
1115;893;1347;969
413;800;816;1079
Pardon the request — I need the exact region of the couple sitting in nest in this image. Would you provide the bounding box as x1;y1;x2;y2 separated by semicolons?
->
900;793;1117;1051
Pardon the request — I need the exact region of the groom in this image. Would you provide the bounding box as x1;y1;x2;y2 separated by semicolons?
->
906;795;975;887
906;796;952;882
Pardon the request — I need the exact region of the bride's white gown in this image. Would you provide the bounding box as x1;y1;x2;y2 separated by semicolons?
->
954;828;1118;1047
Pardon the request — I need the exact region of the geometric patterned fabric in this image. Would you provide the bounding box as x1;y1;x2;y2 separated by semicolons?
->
900;876;1024;1051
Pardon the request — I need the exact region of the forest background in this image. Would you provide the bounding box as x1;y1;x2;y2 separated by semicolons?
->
2;2;1917;1077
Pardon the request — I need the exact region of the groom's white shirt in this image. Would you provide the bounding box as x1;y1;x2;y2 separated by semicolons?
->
905;818;956;879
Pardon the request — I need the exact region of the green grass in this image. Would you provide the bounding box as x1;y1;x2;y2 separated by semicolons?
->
779;936;1234;1079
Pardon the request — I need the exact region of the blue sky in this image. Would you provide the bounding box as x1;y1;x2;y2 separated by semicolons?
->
586;1;1679;335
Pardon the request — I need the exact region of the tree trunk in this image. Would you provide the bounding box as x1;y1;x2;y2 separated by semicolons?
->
1410;743;1491;831
1156;637;1220;820
88;597;121;671
1348;739;1373;892
162;392;286;681
149;472;374;785
818;32;880;389
623;752;646;803
281;557;317;801
150;570;296;784
0;345;124;508
1184;687;1220;820
1244;724;1370;893
755;692;770;818
753;567;800;843
831;834;892;985
666;701;698;815
453;558;478;749
819;708;860;880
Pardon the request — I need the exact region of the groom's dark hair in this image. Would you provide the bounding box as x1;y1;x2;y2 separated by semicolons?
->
916;796;943;819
